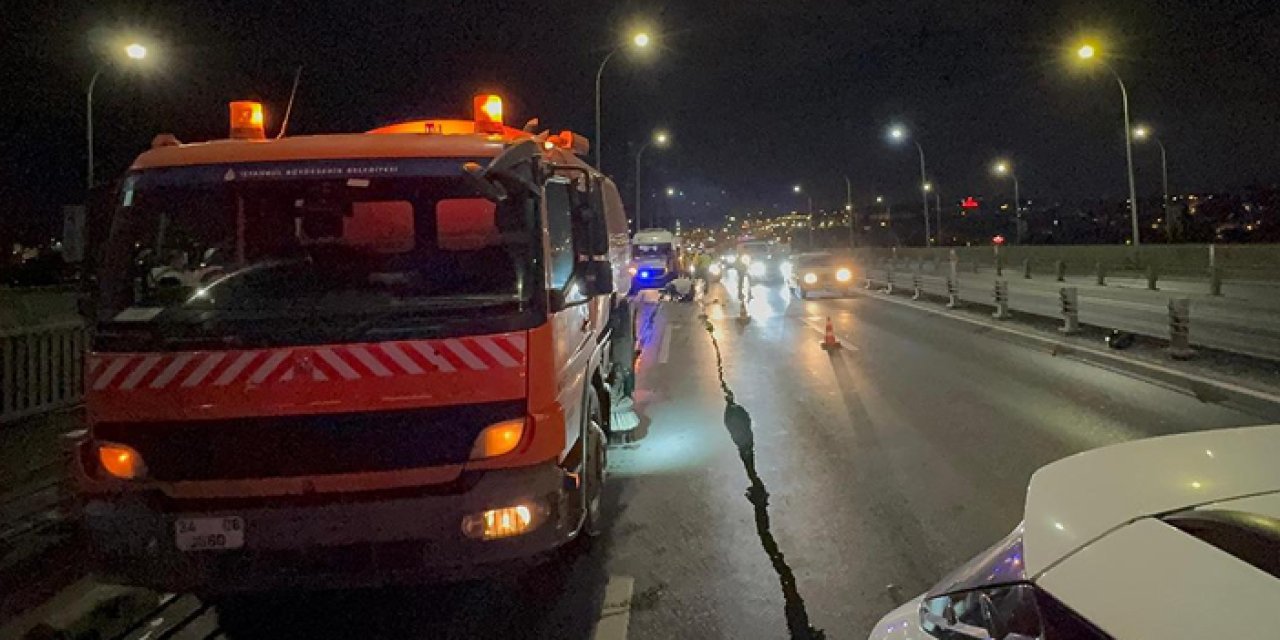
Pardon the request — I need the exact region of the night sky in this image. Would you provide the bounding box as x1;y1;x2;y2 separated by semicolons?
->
3;0;1278;239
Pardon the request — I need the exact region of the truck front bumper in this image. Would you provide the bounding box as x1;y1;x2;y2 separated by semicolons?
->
82;462;578;593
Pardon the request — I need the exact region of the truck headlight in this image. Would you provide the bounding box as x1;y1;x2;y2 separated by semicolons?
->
461;501;546;540
835;268;852;282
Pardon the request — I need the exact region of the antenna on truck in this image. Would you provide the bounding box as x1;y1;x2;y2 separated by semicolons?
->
276;66;303;139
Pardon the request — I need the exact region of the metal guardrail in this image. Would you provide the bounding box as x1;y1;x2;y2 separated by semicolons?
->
860;263;1280;360
0;321;87;424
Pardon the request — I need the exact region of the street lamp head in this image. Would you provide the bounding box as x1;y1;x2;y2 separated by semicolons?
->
993;161;1010;176
793;184;802;193
1132;125;1150;140
665;187;676;197
653;130;670;146
888;125;906;141
632;32;651;48
124;42;147;60
875;196;884;203
1076;43;1096;60
922;182;933;192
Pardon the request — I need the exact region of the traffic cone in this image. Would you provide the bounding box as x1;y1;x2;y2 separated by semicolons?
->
820;317;841;350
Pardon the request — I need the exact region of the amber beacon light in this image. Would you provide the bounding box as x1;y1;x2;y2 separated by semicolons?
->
229;101;266;140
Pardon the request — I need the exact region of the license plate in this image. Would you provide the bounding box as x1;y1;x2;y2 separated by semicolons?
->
175;516;245;551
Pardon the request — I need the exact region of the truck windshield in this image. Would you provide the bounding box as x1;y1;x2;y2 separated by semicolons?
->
634;243;672;258
97;167;537;332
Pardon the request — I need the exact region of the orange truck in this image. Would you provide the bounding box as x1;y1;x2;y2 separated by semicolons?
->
76;95;635;591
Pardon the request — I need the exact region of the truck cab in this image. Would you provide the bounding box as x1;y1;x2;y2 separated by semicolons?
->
76;95;633;591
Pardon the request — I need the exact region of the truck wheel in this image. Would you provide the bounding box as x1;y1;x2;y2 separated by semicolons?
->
582;390;607;538
610;298;636;398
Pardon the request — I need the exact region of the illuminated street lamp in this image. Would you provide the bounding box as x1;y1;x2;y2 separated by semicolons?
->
888;124;931;245
634;130;670;229
1074;39;1141;246
992;161;1022;243
1133;124;1169;219
87;40;150;192
595;29;654;169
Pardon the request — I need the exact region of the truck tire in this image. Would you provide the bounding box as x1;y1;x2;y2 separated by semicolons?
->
582;389;607;538
609;297;636;398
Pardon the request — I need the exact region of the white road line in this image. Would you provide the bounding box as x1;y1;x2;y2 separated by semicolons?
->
659;327;673;364
592;575;635;640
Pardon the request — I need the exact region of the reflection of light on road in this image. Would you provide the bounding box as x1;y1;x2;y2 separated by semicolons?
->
609;409;720;477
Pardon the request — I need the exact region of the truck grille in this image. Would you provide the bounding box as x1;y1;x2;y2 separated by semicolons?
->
93;401;525;481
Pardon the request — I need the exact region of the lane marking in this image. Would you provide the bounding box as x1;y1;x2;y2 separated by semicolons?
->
592;575;635;640
859;290;1280;407
659;327;673;364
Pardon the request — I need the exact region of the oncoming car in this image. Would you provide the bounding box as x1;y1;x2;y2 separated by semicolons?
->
736;240;787;283
869;424;1280;640
787;252;855;299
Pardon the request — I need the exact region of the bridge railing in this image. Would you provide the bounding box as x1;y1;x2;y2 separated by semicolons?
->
1;321;87;424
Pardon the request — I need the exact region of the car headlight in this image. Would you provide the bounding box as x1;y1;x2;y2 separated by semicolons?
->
708;263;722;276
803;272;818;285
748;261;766;277
628;266;638;276
835;268;852;282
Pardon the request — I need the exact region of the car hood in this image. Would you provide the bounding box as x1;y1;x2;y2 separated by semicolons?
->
1022;423;1280;576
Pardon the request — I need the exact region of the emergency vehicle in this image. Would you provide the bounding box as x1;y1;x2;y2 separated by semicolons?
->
77;95;635;591
629;228;678;289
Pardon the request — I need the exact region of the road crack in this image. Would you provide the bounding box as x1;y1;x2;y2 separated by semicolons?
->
703;318;826;640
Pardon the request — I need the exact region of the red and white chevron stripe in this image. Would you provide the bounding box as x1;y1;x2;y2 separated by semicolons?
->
86;334;527;392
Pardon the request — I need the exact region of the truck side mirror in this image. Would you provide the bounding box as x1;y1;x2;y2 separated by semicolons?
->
580;260;613;296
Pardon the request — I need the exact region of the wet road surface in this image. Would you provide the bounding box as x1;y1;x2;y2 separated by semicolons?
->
4;280;1268;640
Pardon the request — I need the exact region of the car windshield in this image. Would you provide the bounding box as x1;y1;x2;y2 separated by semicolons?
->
97;166;536;327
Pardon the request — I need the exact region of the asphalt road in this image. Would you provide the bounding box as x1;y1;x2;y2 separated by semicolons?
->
3;280;1270;640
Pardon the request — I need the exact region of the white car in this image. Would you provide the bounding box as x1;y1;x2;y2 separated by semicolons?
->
869;424;1280;640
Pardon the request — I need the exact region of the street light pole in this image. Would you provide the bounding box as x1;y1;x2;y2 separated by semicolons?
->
633;131;669;229
844;175;854;248
914;141;930;246
1109;65;1141;247
933;189;942;246
1011;173;1021;243
593;31;652;172
85;41;148;195
1155;137;1168;217
593;48;619;171
86;68;104;193
634;139;650;229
